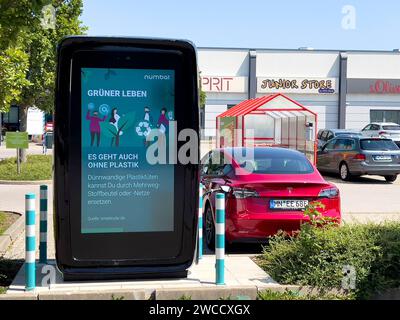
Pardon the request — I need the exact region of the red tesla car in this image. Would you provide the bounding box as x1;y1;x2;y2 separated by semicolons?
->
200;147;341;249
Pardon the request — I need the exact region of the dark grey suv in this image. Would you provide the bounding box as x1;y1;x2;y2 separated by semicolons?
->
317;135;400;182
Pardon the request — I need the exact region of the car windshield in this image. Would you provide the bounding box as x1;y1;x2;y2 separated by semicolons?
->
382;125;400;131
235;151;314;174
360;139;399;151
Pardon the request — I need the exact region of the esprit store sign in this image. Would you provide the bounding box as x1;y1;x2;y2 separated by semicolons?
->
347;79;400;94
257;77;338;94
201;76;247;93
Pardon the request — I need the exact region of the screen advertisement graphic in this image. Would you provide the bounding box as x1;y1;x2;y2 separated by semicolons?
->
81;68;175;234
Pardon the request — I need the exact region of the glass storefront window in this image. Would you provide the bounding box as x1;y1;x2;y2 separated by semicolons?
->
370;110;400;124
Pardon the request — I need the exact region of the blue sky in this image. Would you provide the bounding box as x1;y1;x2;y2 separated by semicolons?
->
82;0;400;50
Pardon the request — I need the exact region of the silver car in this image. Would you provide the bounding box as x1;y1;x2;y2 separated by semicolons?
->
361;122;400;148
317;135;400;182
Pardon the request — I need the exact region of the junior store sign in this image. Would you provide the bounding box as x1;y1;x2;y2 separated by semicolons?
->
257;77;338;94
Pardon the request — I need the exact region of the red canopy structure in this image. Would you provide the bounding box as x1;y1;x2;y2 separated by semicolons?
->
216;93;318;163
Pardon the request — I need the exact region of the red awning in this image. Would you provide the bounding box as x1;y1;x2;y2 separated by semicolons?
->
217;93;316;118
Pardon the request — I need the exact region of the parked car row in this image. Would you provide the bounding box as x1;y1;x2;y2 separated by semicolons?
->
317;122;400;181
200;122;399;248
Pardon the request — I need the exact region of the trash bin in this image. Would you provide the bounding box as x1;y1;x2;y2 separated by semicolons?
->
45;132;53;149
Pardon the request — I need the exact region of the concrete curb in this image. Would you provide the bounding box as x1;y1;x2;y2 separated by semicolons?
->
0;293;38;300
156;286;257;300
38;289;150;300
0;289;151;300
0;212;23;255
0;180;52;185
0;284;351;300
0;286;257;300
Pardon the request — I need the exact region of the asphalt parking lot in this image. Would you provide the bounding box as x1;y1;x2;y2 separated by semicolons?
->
323;173;400;223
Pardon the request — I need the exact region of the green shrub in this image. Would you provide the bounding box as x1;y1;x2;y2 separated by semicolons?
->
258;221;400;299
258;289;354;300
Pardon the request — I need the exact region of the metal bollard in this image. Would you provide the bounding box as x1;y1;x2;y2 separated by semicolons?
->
25;193;36;291
39;185;48;264
198;183;204;260
215;192;225;285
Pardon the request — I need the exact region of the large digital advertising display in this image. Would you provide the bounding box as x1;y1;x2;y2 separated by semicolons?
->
81;68;175;234
55;37;199;280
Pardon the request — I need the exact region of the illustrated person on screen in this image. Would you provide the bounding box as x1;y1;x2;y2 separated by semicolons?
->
86;110;106;147
109;108;123;146
110;108;122;131
157;107;169;134
144;106;153;125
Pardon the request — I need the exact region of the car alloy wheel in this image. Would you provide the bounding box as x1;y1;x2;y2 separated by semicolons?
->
205;206;215;250
340;163;351;181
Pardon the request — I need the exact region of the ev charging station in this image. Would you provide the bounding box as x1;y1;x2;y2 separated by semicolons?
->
54;37;199;280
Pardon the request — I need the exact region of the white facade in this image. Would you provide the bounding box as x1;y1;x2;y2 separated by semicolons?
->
255;51;340;131
346;52;400;129
198;47;400;137
198;49;249;137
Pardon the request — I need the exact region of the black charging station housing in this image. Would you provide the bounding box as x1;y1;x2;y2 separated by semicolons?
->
54;37;199;280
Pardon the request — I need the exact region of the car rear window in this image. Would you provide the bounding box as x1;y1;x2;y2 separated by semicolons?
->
382;125;400;131
360;139;400;151
236;153;314;174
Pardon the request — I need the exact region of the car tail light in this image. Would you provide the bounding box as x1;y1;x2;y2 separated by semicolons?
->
232;187;259;199
353;153;366;161
379;131;388;135
318;187;339;199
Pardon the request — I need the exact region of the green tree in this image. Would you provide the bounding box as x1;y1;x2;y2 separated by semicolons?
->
0;0;50;48
0;47;30;112
200;89;206;108
0;0;86;160
199;72;206;108
0;0;49;113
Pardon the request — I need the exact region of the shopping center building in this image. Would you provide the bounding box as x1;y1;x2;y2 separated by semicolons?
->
198;47;400;138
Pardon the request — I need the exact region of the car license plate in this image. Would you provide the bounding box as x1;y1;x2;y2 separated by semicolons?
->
373;155;392;162
270;199;309;210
